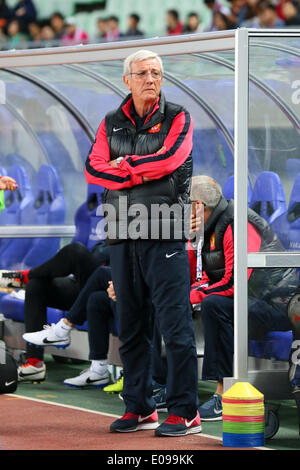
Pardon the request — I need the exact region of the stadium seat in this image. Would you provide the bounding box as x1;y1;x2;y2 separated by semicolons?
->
249;171;287;224
21;165;66;268
38;132;77;175
0;292;65;325
72;183;105;250
249;330;293;361
286;173;300;252
192;128;234;187
286;158;300;182
222;175;253;204
5;153;37;184
0;165;35;269
1;180;105;334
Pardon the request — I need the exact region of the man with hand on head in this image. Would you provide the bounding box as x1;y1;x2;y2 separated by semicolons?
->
188;175;298;421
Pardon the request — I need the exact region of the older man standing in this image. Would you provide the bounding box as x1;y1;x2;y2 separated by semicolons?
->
85;50;200;437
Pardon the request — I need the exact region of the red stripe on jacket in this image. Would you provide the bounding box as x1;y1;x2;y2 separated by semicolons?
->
119;111;193;180
84;120;143;190
189;222;262;304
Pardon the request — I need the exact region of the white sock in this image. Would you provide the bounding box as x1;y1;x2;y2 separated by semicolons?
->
91;359;108;375
54;318;72;338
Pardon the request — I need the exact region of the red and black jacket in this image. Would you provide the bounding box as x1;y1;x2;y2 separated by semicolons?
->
85;93;193;244
189;197;298;314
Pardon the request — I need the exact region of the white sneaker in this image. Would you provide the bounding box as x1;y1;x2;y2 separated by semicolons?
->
64;366;110;389
23;324;71;349
18;362;46;383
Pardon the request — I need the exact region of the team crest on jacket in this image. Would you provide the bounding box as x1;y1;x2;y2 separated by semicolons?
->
210;233;216;250
148;122;162;133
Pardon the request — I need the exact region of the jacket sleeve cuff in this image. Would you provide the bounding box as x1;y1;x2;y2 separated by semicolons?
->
131;174;143;186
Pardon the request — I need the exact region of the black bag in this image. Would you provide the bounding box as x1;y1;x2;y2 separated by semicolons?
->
0;346;18;394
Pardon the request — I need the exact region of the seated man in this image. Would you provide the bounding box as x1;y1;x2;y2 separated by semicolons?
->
22;264;117;389
0;240;110;382
153;175;298;421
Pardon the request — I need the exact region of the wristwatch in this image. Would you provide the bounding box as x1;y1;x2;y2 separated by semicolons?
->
116;156;124;165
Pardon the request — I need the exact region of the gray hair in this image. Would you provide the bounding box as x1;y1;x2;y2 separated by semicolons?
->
123;49;164;76
191;175;222;211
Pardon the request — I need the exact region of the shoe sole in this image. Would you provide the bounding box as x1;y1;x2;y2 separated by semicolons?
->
64;382;109;389
19;377;46;383
155;425;202;437
110;422;159;433
24;340;70;349
200;416;222;421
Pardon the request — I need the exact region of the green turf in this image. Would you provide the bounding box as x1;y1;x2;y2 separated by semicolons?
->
14;355;300;450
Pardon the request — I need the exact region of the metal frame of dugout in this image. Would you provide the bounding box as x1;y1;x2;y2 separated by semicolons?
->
0;29;300;432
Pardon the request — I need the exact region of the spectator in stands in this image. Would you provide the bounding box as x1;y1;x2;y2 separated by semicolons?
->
104;15;122;41
40;24;56;47
211;10;237;30
96;17;107;39
61;16;89;45
253;2;285;27
0;25;7;48
187;175;296;420
11;0;36;34
0;0;12;34
125;13;144;37
183;12;203;33
6;18;27;49
28;20;42;47
204;0;231;30
0;241;110;383
238;0;261;26
85;49;200;437
282;0;300;25
166;9;184;35
50;12;66;40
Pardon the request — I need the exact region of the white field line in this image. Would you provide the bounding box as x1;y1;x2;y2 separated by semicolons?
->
4;393;272;450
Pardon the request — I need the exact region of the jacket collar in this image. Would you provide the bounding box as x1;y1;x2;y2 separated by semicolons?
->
120;92;165;129
204;197;229;238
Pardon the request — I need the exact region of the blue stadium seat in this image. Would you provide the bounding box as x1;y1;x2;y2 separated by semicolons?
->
0;292;65;324
0;165;35;269
249;171;288;247
5;153;37;183
286;173;300;252
0;178;104;337
72;183;105;250
249;330;293;361
222;175;253;204
192;128;234;187
38;132;77;174
21;165;66;268
286;158;300;182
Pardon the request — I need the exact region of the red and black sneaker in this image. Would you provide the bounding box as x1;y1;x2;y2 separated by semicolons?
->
110;409;158;433
0;270;29;289
155;411;202;437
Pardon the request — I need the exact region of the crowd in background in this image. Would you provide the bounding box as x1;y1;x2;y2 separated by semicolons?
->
0;0;300;50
